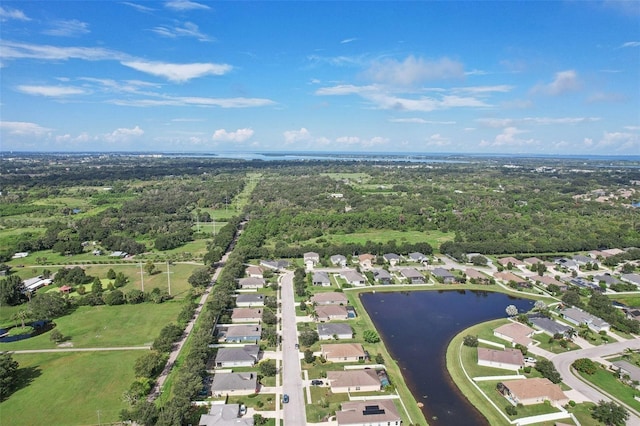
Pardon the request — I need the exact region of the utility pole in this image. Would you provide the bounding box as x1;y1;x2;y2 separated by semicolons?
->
166;261;171;295
97;410;101;426
139;262;144;292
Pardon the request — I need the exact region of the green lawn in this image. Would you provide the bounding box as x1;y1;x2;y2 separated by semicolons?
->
531;333;581;353
309;229;454;251
578;367;640;411
0;351;139;425
1;302;183;350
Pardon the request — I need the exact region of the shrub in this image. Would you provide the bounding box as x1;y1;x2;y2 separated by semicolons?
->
505;405;517;416
463;335;478;347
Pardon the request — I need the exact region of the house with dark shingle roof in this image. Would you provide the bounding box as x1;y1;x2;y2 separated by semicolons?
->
236;293;265;307
212;345;260;368
398;268;425;284
372;268;392;284
317;323;354;340
330;254;347;267
237;277;266;290
210;372;258;396
312;271;331;287
382;253;401;266
431;267;456;284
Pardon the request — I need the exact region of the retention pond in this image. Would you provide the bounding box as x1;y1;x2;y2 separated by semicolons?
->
360;290;533;426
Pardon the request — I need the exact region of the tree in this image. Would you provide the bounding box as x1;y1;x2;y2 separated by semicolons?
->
572;358;597;375
135;351;167;378
29;292;68;320
106;268;117;280
505;304;518;317
363;330;381;343
534;300;547;311
591;400;628;426
144;261;155;275
561;290;582;308
49;328;65;344
91;277;103;294
0;275;23;306
299;330;319;347
375;353;385;364
535;359;562;383
188;267;210;287
114;272;128;288
0;352;19;400
126;289;144;304
104;289;125;305
259;359;277;377
304;349;315;363
12;309;29;329
463;335;479;347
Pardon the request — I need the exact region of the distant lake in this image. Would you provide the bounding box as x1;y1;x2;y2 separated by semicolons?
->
360;290;534;426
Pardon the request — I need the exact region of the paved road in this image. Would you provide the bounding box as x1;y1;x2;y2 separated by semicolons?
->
9;346;151;354
279;271;307;426
551;338;640;424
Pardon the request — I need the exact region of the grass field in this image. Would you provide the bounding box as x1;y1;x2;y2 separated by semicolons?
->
578;367;640;411
0;351;139;425
294;229;454;251
1;302;183;350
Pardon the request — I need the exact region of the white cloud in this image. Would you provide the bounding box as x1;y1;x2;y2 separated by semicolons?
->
0;121;52;135
17;85;88;97
122;2;155;12
103;125;144;143
283;128;312;144
531;70;580;95
212;128;254;142
43;19;90;37
151;21;212;41
336;136;361;145
340;38;358;44
121;60;232;82
365;55;464;86
315;84;378;96
0;40;127;62
453;85;514;95
624;126;640;131
489;127;535;147
426;134;450;147
595;131;639;151
587;92;626;103
620;41;640;48
55;132;92;144
477;116;600;128
112;95;275;108
164;0;210;11
307;54;365;67
0;6;30;21
389;118;456;124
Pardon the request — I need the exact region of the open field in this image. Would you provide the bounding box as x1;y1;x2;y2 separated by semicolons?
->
292;229;454;251
578;367;640;411
0;351;140;425
1;302;182;350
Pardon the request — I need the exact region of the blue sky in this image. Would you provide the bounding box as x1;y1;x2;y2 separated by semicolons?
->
1;1;638;154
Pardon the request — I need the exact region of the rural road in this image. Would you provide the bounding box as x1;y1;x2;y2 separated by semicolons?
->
279;271;307;426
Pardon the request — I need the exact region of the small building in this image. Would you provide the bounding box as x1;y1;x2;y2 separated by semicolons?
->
498;257;524;267
358;254;375;269
321;343;366;363
431;267;456;284
465;268;490;284
477;347;523;371
340;270;367;286
336;399;401;426
611;360;640;382
212;345;260;368
398;268;425;284
621;273;640;287
382;253;401;266
523;257;544;266
304;252;320;269
215;324;262;343
315;305;349;321
372;268;392;285
312;271;331;287
330;254;348;267
236;293;265;307
311;292;348;305
408;252;428;263
529;317;571;337
497;378;568;407
317;323;354;340
210;372;258;397
561;307;610;333
493;322;535;347
11;252;29;259
198;403;253;426
245;265;265;278
237;277;266;290
259;259;289;271
327;369;382;393
231;308;262;323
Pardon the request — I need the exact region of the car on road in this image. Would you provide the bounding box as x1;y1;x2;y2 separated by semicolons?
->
295;343;299;349
311;379;323;386
525;357;537;363
282;394;289;404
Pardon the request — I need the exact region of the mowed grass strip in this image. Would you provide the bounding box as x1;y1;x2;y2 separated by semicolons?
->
1;302;182;350
1;351;139;425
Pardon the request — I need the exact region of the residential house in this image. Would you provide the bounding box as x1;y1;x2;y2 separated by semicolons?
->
340;270;367;286
498;257;524;267
311;292;348;305
236;293;265;308
315;305;349;321
210;372;258;397
212;345;260;368
312;271;331;287
317;323;354;340
626;309;640;321
215;324;262;343
572;254;593;265
529;317;570;337
561;307;610;333
231;308;262;323
611;360;640;383
336;399;401;426
621;273;640;287
382;253;402;266
493;322;535;347
602;248;625;257
259;259;289;271
594;274;622;287
408;252;428;263
555;258;579;271
321;343;366;363
22;276;52;293
530;275;566;290
494;271;529;287
497;378;569;407
568;277;601;291
358;254;375;269
198;404;253;426
237;277;266;290
465;268;490;284
431;267;456;284
477;348;523;371
398;268;425;284
523;257;544;266
372;268;392;285
330;254;348;267
327;369;382;393
304;252;320;270
245;265;264;278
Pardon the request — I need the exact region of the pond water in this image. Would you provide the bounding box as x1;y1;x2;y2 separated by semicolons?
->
360;290;534;426
0;320;53;343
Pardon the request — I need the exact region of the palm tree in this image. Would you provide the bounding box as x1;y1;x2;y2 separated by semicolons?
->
566;327;577;341
12;309;29;329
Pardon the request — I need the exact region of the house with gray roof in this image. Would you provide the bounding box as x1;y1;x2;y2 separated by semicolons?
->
215;324;262;343
612;360;640;382
198;404;253;426
408;252;428;263
560;307;610;333
259;259;290;271
340;270;367;286
431;267;456;284
211;372;258;396
317;323;354;340
529;317;571;337
621;273;640;287
237;277;266;290
398;268;425;284
213;345;260;368
312;271;331;287
372;268;392;284
594;274;622;287
236;293;265;307
330;254;347;267
382;253;402;266
572;254;593;265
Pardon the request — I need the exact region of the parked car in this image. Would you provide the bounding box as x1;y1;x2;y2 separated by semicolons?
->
282;394;289;403
525;357;537;363
311;379;323;386
295;343;299;349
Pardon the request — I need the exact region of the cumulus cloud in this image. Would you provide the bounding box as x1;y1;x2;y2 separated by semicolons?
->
165;0;210;11
0;6;30;21
43;19;90;37
531;70;580;95
17;85;88;97
151;21;212;41
484;127;535;147
121;60;232;82
283;128;312;144
103;125;144;143
212;128;254;142
365;55;464;86
0;121;52;135
595;131;639;151
426;134;450;147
